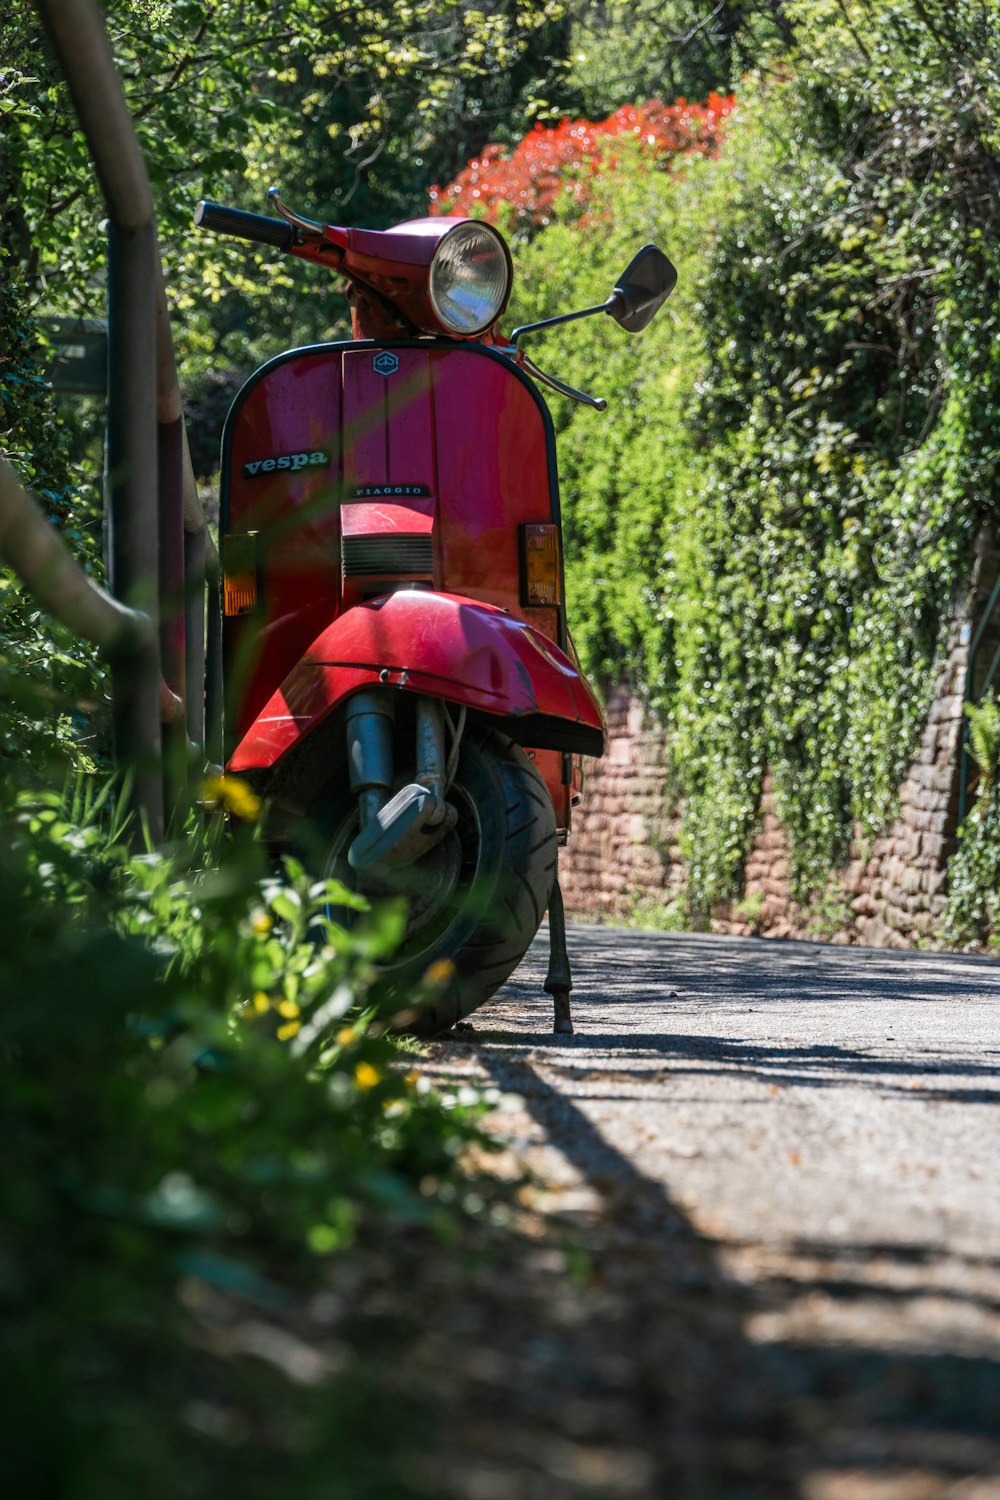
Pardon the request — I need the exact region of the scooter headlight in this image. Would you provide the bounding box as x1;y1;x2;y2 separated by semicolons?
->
429;222;512;335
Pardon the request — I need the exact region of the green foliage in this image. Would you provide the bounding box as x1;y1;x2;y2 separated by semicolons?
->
620;891;689;932
964;694;1000;788
943;694;1000;945
733;889;766;932
558;0;782;117
508;0;1000;917
0;776;494;1495
0;248;104;777
803;882;856;943
1;0;572;430
942;779;1000;948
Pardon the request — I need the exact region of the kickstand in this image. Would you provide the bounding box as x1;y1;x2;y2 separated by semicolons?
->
544;877;574;1034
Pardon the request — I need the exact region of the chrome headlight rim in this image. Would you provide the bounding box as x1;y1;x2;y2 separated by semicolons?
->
428;220;513;336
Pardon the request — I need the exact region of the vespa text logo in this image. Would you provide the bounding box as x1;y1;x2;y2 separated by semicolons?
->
242;450;330;479
373;351;399;376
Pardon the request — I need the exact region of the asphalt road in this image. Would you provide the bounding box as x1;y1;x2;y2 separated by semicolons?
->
426;926;1000;1500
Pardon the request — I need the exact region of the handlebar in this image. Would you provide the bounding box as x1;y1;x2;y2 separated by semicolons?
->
194;200;295;251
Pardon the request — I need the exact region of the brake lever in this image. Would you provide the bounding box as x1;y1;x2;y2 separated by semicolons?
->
504;347;608;411
267;185;324;240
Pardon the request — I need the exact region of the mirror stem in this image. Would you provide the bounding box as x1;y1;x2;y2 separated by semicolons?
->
510;297;618;347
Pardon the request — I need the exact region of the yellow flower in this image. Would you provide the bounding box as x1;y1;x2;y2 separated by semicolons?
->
251;910;273;935
403;1070;420;1089
423;957;455;987
277;1020;301;1041
201;775;225;808
336;1027;356;1047
354;1061;382;1091
225;778;263;822
200;774;262;823
276;998;301;1020
252;991;271;1014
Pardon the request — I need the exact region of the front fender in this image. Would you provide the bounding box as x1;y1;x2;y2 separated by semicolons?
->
228;591;605;773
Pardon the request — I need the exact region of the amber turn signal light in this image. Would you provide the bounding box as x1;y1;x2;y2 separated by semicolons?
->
222;532;261;616
520;523;563;607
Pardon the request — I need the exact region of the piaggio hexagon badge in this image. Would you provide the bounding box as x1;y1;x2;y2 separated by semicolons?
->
373;351;399;376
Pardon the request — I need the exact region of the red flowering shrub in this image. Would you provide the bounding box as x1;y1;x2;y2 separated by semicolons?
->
429;94;735;232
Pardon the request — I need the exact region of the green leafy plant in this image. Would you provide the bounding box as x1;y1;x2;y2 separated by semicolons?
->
943;694;1000;946
0;774;498;1496
965;694;1000;790
803;883;855;943
733;889;766;932
621;890;689;932
0;256;104;778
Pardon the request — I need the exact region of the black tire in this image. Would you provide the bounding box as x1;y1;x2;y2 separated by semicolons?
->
310;729;557;1033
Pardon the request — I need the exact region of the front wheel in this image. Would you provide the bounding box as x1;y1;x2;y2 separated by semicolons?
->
311;729;557;1033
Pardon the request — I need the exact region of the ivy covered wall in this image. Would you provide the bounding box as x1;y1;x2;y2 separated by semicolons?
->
492;0;1000;938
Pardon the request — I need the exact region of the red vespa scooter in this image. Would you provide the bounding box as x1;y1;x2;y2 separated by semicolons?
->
195;188;675;1033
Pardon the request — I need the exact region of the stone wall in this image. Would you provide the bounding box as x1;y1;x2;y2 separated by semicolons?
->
559;616;972;948
559;692;683;920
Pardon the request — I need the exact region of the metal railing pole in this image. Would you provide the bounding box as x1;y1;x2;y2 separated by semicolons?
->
205;559;224;770
155;254;216;776
157;412;188;819
35;0;223;822
184;526;207;751
157;429;186;666
106;220;163;840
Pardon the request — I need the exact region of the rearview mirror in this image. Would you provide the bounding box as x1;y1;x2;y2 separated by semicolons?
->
607;246;677;333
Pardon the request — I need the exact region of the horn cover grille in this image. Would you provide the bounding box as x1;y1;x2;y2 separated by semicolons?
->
342;534;434;578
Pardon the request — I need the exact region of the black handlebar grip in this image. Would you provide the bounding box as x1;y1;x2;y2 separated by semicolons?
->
194;200;295;251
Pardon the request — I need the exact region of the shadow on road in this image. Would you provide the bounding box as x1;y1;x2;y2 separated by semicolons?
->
473;927;1000;1108
470;1031;1000;1106
469;1048;1000;1498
